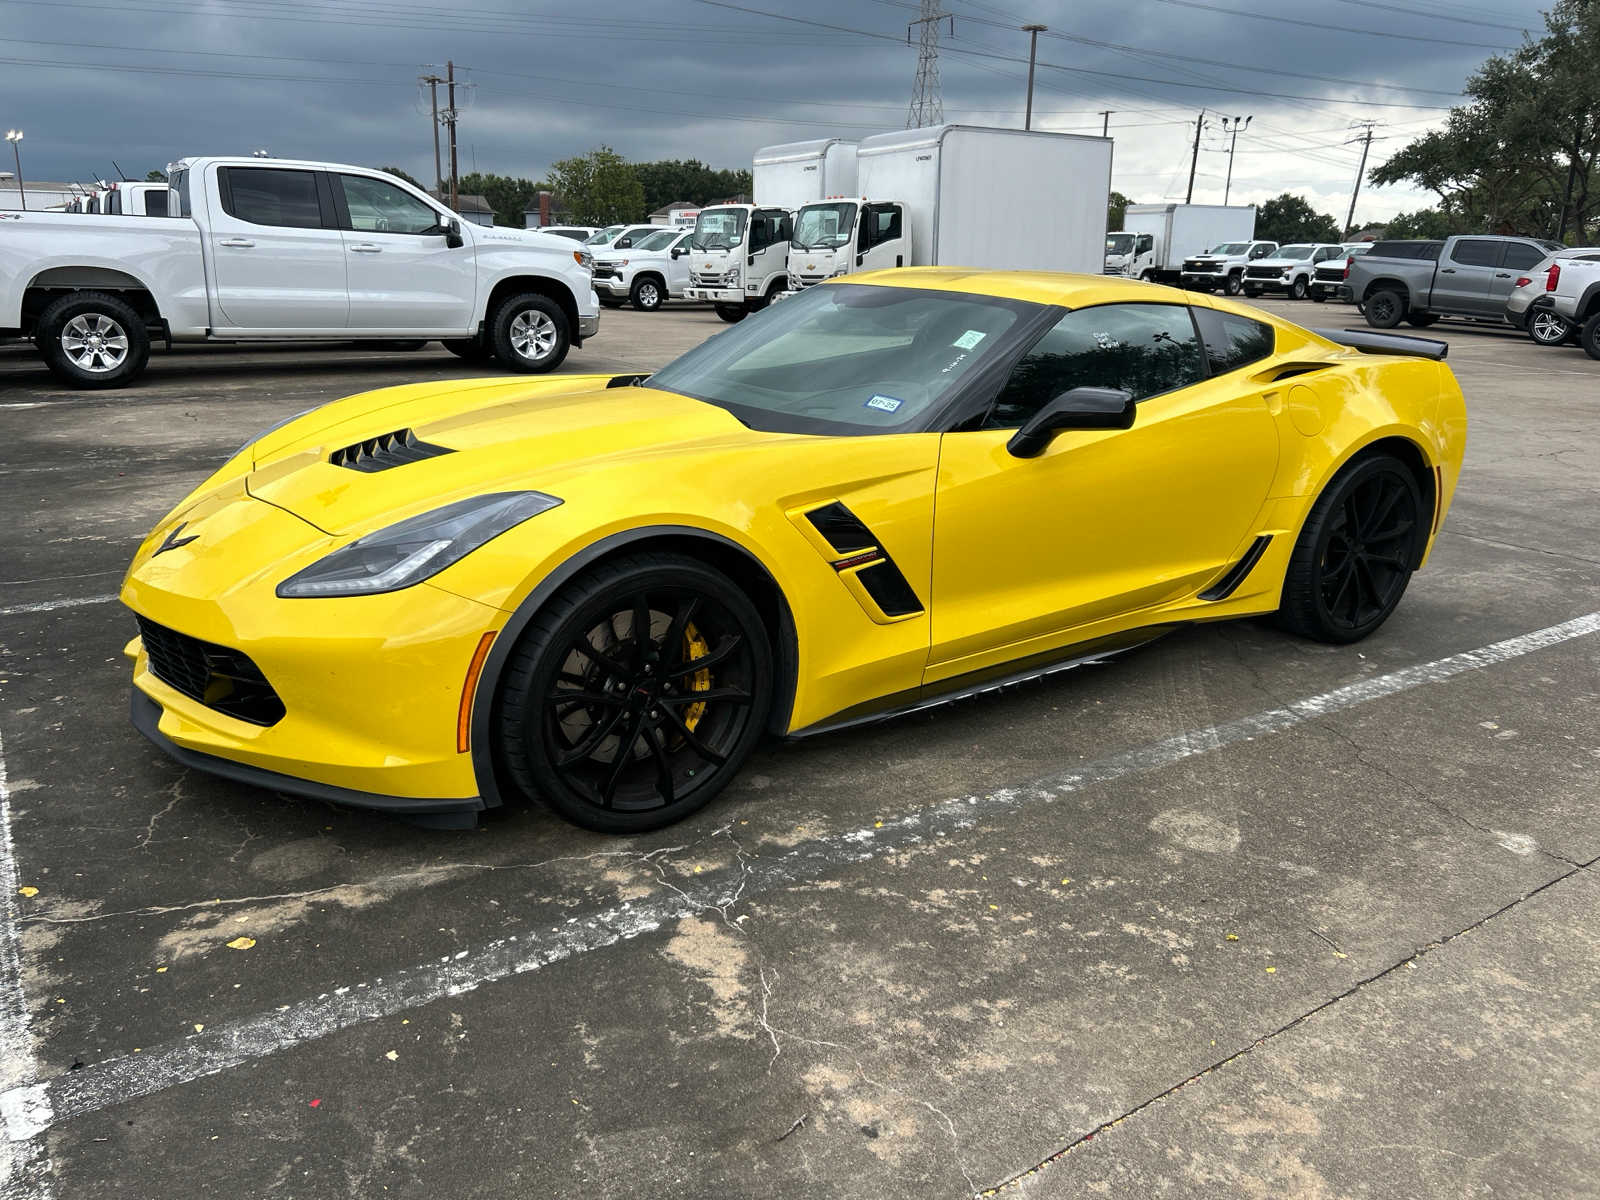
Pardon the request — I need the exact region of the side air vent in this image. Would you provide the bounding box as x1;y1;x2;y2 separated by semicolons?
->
329;428;453;473
1199;535;1273;602
855;561;923;617
805;502;876;555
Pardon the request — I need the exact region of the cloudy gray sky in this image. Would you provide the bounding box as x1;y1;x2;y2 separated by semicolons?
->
0;0;1552;223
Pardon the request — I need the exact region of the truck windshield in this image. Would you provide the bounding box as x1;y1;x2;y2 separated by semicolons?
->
1105;233;1135;254
1210;243;1248;254
792;203;857;250
1275;245;1315;260
634;228;680;251
646;283;1034;436
690;208;747;250
585;225;625;246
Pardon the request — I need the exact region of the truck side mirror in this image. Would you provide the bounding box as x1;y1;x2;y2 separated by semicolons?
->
671;247;683;259
445;218;463;249
1006;387;1136;458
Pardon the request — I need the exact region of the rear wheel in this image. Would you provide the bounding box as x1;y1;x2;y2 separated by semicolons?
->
488;293;570;373
630;275;664;312
1582;312;1600;361
713;303;747;324
1278;454;1422;644
1527;309;1573;346
497;553;773;833
1364;289;1406;329
38;291;151;389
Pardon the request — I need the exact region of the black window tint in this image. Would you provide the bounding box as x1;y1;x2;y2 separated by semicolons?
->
875;206;902;243
223;167;323;228
1192;307;1275;374
106;191;123;215
1501;242;1544;271
985;303;1207;429
1450;238;1502;267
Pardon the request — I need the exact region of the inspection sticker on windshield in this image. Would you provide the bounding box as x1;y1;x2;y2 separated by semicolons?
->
865;394;904;413
951;329;987;350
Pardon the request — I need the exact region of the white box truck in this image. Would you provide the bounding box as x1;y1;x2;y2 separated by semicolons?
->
751;138;858;210
1107;203;1258;285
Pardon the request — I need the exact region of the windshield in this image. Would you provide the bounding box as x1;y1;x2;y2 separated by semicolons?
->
647;283;1034;435
792;202;857;250
1106;233;1136;255
1347;244;1371;255
635;228;680;251
690;208;747;251
1210;242;1248;254
584;225;625;246
1275;245;1315;260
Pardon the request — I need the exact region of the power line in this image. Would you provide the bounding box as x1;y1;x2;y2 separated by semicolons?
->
1139;0;1515;50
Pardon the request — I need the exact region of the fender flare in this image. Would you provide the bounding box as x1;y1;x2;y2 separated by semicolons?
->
467;525;799;808
1577;281;1600;322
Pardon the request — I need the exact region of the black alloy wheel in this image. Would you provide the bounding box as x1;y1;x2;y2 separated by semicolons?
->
1582;312;1600;361
1527;308;1573;346
1278;455;1422;644
1364;289;1406;329
498;554;773;833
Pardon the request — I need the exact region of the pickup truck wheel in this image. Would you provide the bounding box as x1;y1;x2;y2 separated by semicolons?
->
1224;272;1244;296
1242;285;1262;298
1364;289;1406;329
1289;277;1309;300
1527;310;1573;346
1311;292;1328;303
630;276;664;312
713;304;747;324
489;294;570;373
1581;313;1600;361
39;291;150;389
442;338;493;362
1405;313;1440;328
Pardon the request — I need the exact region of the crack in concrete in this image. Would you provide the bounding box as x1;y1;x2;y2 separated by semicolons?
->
980;852;1600;1195
134;777;184;853
1441;527;1600;570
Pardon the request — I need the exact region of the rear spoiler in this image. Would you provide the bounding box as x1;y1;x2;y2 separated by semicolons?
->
1314;328;1448;361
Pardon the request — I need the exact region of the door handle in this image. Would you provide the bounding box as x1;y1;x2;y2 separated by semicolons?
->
1495;272;1510;278
350;243;382;253
1440;267;1456;273
218;238;254;248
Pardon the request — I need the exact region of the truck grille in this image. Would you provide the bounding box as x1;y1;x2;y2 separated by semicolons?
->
792;273;829;289
691;270;734;288
135;616;285;727
592;264;619;280
1314;265;1344;283
1183;259;1223;274
1245;265;1282;280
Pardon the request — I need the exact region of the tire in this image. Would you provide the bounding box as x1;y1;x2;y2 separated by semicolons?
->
1138;270;1154;282
496;552;774;834
1243;286;1262;298
1311;292;1328;303
442;337;493;362
599;296;626;309
714;304;747;324
1277;454;1423;645
1526;309;1573;347
1582;312;1600;361
37;291;151;389
1405;313;1440;328
1289;276;1309;300
488;293;570;373
1364;289;1406;329
630;275;664;312
1224;272;1244;296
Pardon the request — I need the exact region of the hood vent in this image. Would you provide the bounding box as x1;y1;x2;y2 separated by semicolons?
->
329;428;453;473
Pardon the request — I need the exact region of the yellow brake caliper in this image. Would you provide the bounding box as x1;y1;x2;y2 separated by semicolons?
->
681;622;712;731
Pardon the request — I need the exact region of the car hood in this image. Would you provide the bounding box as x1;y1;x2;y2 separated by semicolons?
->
239;376;783;536
1253;257;1311;269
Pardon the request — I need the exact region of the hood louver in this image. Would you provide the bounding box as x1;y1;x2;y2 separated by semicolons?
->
329;428;453;473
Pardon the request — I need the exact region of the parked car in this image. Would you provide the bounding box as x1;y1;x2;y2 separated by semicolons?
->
1506;246;1600;346
537;225;599;243
1309;243;1373;303
1241;243;1347;300
1353;234;1563;330
1180;240;1279;295
1544;254;1600;359
0;156;601;387
592;227;693;311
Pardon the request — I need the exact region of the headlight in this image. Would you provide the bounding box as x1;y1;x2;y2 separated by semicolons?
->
277;492;561;598
574;249;593;271
831;264;851;277
726;266;742;285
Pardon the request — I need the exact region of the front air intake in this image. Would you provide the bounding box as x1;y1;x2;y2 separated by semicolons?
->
329;428;453;472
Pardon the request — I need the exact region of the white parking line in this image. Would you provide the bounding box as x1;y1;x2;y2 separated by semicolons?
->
0;595;118;618
4;608;1600;1156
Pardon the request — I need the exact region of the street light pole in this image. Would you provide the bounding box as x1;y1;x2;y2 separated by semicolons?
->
1022;25;1046;131
1220;115;1251;205
4;131;25;211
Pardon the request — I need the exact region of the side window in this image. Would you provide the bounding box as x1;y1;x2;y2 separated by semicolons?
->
1136;233;1153;254
338;174;441;235
222;167;324;229
106;191;123;215
169;170;191;217
875;206;902;244
749;218;769;252
1501;243;1545;271
983;304;1207;429
1449;238;1502;267
1192;307;1275;375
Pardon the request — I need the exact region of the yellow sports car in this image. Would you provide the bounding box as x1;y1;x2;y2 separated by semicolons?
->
123;270;1467;832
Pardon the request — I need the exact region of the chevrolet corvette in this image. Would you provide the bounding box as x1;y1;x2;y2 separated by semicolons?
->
123;270;1467;832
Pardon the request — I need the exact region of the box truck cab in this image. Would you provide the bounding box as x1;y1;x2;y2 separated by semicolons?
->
787;198;908;290
1109;204;1258;285
682;204;794;323
1103;230;1155;279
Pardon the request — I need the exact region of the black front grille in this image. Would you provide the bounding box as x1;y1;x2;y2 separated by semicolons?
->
135;616;285;726
593;264;619;279
329;428;452;473
1314;265;1344;282
1246;265;1282;279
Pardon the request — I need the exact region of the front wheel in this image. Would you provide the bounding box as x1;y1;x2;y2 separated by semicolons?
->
38;290;151;389
1242;286;1262;298
497;553;774;833
713;304;747;324
1278;455;1422;644
488;293;570;373
1224;272;1244;296
1289;276;1309;300
1527;309;1573;346
630;275;664;312
1364;289;1406;329
1582;312;1600;361
1138;270;1154;282
1311;291;1328;304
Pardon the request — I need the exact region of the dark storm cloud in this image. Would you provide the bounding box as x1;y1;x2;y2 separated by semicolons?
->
0;0;1551;219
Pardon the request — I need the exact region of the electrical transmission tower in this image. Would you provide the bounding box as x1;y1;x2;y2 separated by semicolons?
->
906;0;952;129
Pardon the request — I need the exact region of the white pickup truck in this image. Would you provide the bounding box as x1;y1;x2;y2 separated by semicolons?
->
0;155;600;388
1548;256;1600;360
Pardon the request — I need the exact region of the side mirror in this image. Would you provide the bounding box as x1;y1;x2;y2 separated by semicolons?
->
1006;387;1135;458
445;218;463;249
671;246;683;259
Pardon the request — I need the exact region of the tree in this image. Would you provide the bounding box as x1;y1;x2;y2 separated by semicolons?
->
459;172;543;228
378;165;424;189
1371;0;1599;241
1254;193;1342;243
145;169;168;183
633;159;753;214
1383;209;1454;239
1107;191;1133;232
548;146;646;225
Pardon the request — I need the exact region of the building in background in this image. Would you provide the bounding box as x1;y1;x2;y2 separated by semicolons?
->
430;189;495;227
1;181;82;211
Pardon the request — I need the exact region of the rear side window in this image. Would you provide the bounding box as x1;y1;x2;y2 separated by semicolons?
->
221;167;325;229
1369;241;1442;260
1450;239;1502;267
1501;243;1545;271
1192;308;1275;375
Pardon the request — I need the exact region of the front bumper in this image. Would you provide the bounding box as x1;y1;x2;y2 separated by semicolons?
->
593;273;629;298
1311;278;1351;300
1244;277;1296;293
578;312;601;338
683;287;745;304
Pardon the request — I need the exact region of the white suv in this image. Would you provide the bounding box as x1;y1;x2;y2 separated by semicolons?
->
592;228;694;311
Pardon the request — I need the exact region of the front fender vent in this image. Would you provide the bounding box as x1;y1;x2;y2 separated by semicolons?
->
329;428;453;472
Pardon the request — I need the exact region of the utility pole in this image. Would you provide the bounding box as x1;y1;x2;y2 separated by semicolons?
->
1344;120;1378;237
1098;110;1113;137
446;60;460;211
421;71;445;197
1022;25;1046;130
906;0;952;130
1220;114;1251;205
1184;110;1207;204
4;131;24;211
